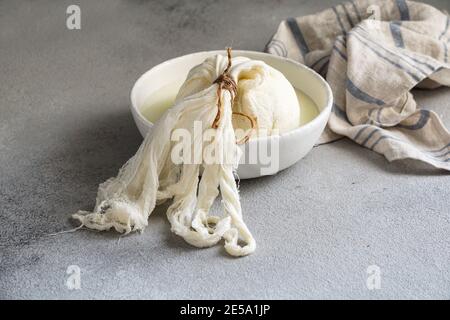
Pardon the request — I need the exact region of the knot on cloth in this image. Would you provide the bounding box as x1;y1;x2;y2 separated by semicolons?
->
212;47;238;129
213;47;257;144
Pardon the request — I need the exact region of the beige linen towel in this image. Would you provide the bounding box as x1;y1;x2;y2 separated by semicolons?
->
266;0;450;170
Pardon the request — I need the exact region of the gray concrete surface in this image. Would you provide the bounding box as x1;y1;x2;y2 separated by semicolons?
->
1;0;449;299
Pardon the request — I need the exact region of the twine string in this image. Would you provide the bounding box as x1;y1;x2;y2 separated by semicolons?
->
212;47;257;144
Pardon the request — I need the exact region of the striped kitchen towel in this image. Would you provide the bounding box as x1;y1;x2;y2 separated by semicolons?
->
266;0;450;170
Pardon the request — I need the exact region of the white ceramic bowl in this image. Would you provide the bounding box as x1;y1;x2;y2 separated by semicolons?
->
130;50;332;179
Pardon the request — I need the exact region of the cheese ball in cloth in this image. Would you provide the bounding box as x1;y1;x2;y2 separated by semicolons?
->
73;50;300;257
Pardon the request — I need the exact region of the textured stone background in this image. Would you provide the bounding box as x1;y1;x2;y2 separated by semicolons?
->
0;0;449;299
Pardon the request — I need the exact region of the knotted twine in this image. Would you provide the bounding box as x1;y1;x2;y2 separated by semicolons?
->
214;47;257;144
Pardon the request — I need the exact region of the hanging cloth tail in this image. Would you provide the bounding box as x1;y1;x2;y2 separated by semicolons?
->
71;99;183;234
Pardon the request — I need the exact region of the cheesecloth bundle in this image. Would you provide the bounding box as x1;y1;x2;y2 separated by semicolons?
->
73;50;300;256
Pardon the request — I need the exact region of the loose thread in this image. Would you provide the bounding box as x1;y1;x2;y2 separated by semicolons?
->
232;112;257;144
45;224;84;237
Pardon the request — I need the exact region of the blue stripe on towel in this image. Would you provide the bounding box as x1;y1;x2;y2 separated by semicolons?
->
368;129;450;162
368;128;409;150
370;133;401;150
371;134;450;162
336;37;347;48
397;109;430;130
439;16;450;40
353;26;432;75
381;21;439;71
310;55;330;69
332;6;346;34
400;51;439;72
350;1;362;22
332;103;350;123
341;3;355;28
353;126;450;163
346;78;385;106
286;18;310;57
360;128;379;146
445;43;448;63
429;143;450;153
351;31;423;81
318;60;330;76
432;150;450;158
390;21;405;48
363;32;437;74
333;45;348;61
265;39;287;57
396;0;410;20
354;125;370;141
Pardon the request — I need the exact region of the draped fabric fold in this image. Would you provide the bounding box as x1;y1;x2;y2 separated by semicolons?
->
266;0;450;170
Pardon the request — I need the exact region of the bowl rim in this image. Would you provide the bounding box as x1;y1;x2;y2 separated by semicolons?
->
130;50;333;140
